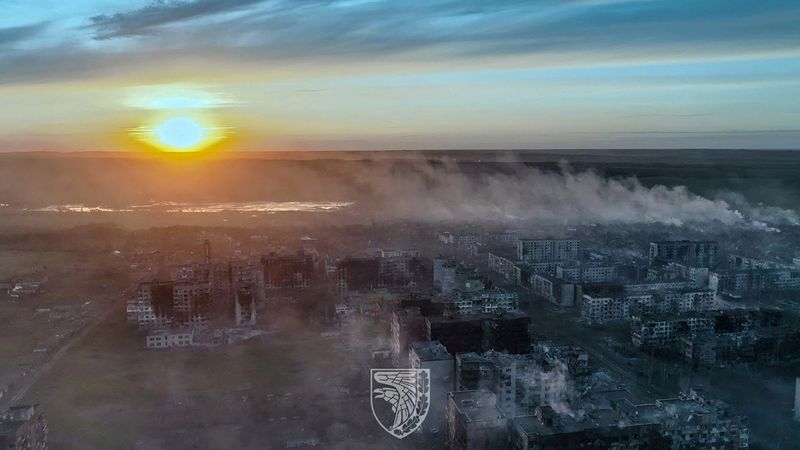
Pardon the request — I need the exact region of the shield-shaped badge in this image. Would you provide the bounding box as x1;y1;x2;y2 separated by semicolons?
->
370;368;430;438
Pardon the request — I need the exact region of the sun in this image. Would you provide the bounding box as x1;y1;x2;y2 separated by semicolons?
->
131;113;227;153
155;116;206;150
127;86;232;153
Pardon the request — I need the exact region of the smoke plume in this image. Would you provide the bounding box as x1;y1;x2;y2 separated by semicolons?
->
350;159;797;230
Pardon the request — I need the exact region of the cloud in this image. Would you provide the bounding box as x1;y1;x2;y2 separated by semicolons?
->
1;0;797;84
0;22;48;46
82;0;800;59
1;0;799;150
89;0;269;40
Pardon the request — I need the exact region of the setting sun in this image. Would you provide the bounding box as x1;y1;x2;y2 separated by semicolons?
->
134;114;224;153
155;117;205;150
128;87;230;153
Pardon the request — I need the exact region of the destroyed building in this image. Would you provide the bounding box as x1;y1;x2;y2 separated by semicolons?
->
0;405;47;450
261;252;315;289
649;240;718;268
427;311;531;355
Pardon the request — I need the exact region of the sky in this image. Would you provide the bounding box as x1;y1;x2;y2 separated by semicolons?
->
1;0;799;152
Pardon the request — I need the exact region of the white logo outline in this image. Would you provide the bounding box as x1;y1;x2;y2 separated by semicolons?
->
370;368;431;439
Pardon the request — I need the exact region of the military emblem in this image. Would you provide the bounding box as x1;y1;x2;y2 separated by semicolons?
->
370;369;430;438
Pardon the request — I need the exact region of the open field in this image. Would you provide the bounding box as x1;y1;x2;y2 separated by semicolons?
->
0;249;130;393
22;311;412;449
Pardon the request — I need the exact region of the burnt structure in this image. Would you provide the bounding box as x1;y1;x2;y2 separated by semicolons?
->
649;240;718;268
426;311;531;355
235;283;256;325
261;252;315;289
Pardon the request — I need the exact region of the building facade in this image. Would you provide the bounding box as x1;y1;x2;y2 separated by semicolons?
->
517;239;580;263
649;240;718;268
409;341;455;432
447;390;507;450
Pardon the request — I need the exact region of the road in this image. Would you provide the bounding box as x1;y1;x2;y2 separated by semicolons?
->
523;294;675;399
0;288;130;411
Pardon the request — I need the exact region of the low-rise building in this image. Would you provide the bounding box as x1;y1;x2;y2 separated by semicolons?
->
145;328;194;349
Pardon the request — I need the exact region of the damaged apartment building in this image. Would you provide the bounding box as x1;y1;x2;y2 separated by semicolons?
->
580;284;716;326
455;350;577;419
390;305;532;366
261;251;316;290
632;308;800;366
127;247;265;349
447;385;748;450
336;250;431;294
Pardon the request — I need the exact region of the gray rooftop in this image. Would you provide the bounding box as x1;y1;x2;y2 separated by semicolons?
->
410;340;453;361
449;390;505;423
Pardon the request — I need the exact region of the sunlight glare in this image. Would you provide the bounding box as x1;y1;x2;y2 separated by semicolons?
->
155;117;205;150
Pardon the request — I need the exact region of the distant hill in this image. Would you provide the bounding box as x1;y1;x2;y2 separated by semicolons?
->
1;150;799;225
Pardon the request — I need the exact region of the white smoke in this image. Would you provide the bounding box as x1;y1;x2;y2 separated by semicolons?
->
517;360;577;417
351;159;797;230
713;192;800;231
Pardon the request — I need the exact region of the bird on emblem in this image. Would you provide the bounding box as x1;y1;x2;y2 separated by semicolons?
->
372;370;420;431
